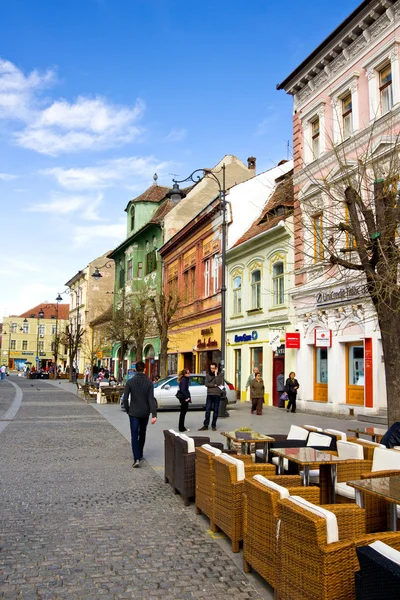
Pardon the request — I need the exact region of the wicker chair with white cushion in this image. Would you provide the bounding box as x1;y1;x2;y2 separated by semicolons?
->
355;540;400;599
299;432;335;484
266;425;309;470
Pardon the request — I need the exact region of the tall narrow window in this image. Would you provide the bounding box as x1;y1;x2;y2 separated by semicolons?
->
233;276;242;315
11;322;17;333
311;118;320;159
345;205;356;249
10;340;16;350
137;262;143;278
380;64;393;115
189;267;196;301
23;322;29;334
39;324;45;336
251;269;261;309
212;255;219;293
22;340;28;350
146;250;157;274
313;214;324;262
127;259;133;281
130;207;135;231
204;259;211;296
342;94;352;138
38;341;44;351
272;262;284;305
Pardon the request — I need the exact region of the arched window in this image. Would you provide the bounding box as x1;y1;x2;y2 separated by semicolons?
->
130;207;135;231
272;262;284;305
251;269;261;309
233;275;242;314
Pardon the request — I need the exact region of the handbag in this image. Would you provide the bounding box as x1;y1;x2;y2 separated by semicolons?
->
280;392;288;401
278;391;288;408
176;390;186;403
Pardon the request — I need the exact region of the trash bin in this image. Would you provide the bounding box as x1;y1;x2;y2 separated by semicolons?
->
218;394;229;418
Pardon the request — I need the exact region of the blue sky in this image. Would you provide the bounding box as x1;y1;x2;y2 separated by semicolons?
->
0;0;360;318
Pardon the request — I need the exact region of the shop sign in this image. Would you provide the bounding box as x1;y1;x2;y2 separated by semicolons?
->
97;351;103;358
314;329;332;348
234;331;258;343
196;337;218;349
275;344;285;356
316;284;368;306
269;331;281;347
21;351;34;356
201;327;213;336
286;332;300;349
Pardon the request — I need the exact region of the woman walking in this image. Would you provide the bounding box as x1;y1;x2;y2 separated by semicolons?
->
250;372;265;415
285;372;300;413
177;369;191;432
198;362;224;432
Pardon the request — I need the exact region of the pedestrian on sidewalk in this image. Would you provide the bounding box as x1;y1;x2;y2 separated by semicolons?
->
277;370;286;408
123;360;157;468
250;372;264;415
285;372;300;414
0;364;6;380
199;362;224;432
177;368;191;432
245;367;260;391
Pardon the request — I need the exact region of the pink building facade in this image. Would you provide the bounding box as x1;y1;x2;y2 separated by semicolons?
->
278;0;400;415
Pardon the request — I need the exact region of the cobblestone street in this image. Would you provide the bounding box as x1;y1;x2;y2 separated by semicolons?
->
0;378;269;600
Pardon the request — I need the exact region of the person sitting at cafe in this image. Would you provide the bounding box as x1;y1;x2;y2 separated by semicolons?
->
109;375;117;386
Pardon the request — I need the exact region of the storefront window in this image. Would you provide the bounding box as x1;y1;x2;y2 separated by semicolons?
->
349;345;364;385
316;348;328;384
167;353;178;375
251;347;263;374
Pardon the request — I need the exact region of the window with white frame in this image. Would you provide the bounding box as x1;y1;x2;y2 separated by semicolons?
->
11;322;17;333
204;258;211;296
342;94;353;138
23;322;29;334
313;214;324;263
212;256;219;293
52;324;57;335
22;340;28;350
272;262;285;305
329;73;359;144
38;341;44;351
301;102;326;164
39;324;45;336
250;269;261;309
233;275;242;315
311;118;320;160
380;64;393;115
10;340;16;350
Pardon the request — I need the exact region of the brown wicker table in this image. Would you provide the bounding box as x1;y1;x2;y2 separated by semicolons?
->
347;476;400;531
270;447;348;502
220;431;275;461
347;426;387;442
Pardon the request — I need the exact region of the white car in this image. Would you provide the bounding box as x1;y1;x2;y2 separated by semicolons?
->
153;373;237;409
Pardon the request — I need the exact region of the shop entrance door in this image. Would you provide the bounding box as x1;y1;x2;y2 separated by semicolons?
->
314;347;328;402
272;354;285;406
346;343;364;405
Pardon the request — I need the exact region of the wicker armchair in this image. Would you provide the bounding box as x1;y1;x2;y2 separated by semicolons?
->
276;496;400;600
163;430;211;494
355;541;400;600
243;475;319;589
212;454;276;552
195;446;251;522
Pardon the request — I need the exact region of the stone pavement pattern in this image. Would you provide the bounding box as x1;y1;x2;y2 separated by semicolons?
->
0;378;266;600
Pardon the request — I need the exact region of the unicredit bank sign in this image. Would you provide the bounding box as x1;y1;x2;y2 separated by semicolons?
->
234;331;258;343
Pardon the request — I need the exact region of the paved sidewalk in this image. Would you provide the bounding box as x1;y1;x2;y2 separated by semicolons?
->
0;377;270;599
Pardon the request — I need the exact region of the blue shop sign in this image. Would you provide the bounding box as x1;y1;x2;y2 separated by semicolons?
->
234;331;258;343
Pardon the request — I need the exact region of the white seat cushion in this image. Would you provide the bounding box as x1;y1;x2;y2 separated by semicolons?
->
219;453;245;481
272;456;289;471
307;432;332;447
253;475;290;499
324;429;347;441
360;440;382;446
288;496;339;544
369;540;400;566
179;433;195;453
337;440;364;460
287;425;309;441
201;444;222;456
335;482;356;500
372;447;400;472
303;425;323;432
168;429;178;435
300;468;320;484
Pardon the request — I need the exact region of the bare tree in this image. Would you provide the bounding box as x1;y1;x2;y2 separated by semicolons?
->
60;324;85;383
296;122;400;425
150;289;180;379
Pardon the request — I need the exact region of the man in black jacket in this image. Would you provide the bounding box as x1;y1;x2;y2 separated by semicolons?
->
123;361;157;468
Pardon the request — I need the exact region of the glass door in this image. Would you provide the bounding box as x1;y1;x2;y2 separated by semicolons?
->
346;343;364;405
314;347;328;402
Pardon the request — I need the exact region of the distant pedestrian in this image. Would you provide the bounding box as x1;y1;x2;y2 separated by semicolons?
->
0;365;6;381
277;370;286;408
198;362;224;432
122;361;157;468
177;369;191;432
245;367;260;390
285;372;300;414
84;367;90;383
250;372;265;415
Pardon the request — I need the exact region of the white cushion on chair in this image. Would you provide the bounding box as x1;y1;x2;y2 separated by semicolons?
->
335;482;356;500
201;444;221;456
253;475;290;499
369;541;400;566
272;456;289;471
168;429;178;435
219;453;245;481
288;496;339;544
178;434;195;453
300;469;320;484
360;440;383;446
303;425;323;432
324;429;347;441
337;440;364;460
307;432;332;447
372;447;400;472
287;425;309;440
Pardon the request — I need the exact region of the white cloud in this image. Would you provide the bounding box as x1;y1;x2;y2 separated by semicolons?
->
164;128;187;142
72;222;126;246
0;257;41;277
27;192;104;221
0;172;16;181
42;155;174;190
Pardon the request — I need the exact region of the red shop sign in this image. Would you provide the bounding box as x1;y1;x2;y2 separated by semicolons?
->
286;332;300;349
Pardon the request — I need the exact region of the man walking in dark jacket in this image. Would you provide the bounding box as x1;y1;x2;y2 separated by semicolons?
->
123;361;157;468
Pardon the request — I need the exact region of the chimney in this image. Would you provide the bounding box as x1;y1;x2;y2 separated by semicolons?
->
247;157;256;172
